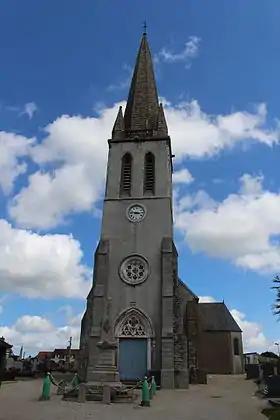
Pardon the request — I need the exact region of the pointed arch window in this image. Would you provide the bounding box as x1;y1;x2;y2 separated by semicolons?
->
120;153;132;196
144;152;155;194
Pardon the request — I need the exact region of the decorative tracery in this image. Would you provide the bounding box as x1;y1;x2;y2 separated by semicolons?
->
119;255;149;285
120;314;146;337
115;307;155;339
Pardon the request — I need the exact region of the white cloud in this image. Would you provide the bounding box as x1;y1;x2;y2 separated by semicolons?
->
0;131;34;194
175;174;280;274
0;314;81;355
21;102;38;119
173;168;194;185
239;173;264;196
8;106;119;229
0;303;270;355
3;102;38;119
14;315;52;332
165;101;279;159
8;100;279;230
199;296;269;352
156;36;201;68
230;309;269;351
198;295;216;303
0;219;91;298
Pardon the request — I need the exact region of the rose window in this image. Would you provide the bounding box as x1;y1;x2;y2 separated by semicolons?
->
119;255;149;285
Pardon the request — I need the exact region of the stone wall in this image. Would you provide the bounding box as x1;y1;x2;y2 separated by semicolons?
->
199;330;233;374
185;300;199;377
231;331;244;374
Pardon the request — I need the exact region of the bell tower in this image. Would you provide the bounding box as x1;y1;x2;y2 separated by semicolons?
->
79;29;186;389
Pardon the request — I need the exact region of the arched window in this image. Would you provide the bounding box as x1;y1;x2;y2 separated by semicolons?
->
120;153;132;196
233;337;239;355
144;152;155;194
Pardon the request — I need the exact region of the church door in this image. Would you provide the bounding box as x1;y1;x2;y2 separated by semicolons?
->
119;338;147;381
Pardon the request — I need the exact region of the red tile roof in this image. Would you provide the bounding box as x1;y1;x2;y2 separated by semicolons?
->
53;348;79;356
36;351;52;359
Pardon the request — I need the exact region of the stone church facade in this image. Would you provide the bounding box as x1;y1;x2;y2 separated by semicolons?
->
79;31;244;389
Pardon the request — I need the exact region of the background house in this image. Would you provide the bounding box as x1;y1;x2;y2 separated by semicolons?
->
0;337;12;378
52;348;79;370
36;348;80;372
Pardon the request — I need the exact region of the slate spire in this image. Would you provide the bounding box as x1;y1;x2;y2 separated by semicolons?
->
157;102;168;136
123;31;159;135
112;106;125;140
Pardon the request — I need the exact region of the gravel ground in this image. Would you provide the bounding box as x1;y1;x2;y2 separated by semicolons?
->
0;375;266;420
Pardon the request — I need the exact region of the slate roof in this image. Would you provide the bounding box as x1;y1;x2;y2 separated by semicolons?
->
199;302;242;333
112;32;169;141
124;32;159;133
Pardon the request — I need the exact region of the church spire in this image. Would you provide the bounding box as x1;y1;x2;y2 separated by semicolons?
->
112;106;125;140
123;30;159;135
157;102;168;136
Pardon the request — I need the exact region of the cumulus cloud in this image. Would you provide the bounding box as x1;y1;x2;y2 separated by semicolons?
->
173;168;194;185
0;219;91;298
8;106;121;229
0;132;34;194
156;36;201;68
14;315;53;332
0;314;81;355
0;302;270;355
165;101;279;159
199;296;269;352
8;100;279;230
175;174;280;274
231;309;269;351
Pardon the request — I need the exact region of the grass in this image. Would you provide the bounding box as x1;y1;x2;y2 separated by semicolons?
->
262;408;280;419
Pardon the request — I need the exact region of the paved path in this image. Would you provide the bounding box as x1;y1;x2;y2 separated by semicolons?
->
0;375;266;420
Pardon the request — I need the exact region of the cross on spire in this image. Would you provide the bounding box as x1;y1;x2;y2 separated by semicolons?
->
143;20;147;35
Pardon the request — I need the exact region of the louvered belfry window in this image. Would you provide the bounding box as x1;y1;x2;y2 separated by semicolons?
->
144;152;155;194
120;153;132;196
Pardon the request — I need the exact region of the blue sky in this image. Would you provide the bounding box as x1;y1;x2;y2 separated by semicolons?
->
0;0;280;355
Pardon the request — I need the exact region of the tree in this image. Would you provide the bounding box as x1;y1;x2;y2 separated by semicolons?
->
271;276;280;317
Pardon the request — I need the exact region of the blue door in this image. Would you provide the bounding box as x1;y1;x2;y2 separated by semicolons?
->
119;338;147;381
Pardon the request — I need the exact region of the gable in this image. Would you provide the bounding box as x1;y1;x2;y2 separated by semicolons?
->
178;278;198;302
199;302;242;332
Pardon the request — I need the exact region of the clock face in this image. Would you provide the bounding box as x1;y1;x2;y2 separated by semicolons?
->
127;204;146;222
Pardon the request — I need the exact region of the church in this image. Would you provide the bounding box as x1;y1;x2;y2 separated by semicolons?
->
79;29;244;389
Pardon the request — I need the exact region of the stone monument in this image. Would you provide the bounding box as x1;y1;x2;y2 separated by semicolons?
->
79;297;123;403
89;297;120;383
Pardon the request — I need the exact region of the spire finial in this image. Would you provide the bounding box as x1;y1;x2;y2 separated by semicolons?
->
124;23;159;134
143;20;147;35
